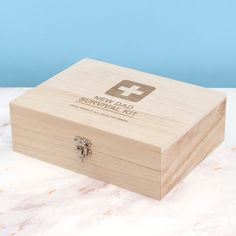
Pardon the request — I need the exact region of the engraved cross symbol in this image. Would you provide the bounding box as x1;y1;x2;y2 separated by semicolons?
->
105;80;156;102
118;85;144;97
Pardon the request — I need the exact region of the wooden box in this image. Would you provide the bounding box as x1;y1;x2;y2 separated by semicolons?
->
10;58;226;200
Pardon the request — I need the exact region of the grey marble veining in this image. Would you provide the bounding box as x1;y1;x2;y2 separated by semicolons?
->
0;88;236;236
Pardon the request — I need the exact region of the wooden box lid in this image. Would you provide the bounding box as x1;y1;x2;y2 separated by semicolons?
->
11;58;226;172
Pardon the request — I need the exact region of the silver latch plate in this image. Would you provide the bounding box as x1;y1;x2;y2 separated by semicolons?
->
74;136;92;161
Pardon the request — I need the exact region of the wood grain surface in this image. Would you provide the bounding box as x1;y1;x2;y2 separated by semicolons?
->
10;58;226;199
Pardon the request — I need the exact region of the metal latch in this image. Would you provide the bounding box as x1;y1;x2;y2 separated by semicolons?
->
74;136;92;161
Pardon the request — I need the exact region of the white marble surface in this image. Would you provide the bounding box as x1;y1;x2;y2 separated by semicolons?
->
0;88;236;236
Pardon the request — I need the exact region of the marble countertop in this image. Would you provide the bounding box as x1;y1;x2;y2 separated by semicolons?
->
0;88;236;236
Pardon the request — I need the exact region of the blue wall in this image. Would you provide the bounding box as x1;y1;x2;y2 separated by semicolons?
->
0;0;236;87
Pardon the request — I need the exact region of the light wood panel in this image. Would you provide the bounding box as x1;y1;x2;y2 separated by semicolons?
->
161;115;225;198
12;58;226;151
10;58;226;200
11;117;161;200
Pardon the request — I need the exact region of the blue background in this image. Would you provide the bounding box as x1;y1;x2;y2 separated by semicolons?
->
0;0;236;87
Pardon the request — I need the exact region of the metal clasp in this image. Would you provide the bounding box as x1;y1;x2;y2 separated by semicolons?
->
74;136;92;161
